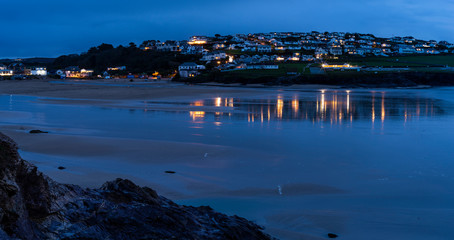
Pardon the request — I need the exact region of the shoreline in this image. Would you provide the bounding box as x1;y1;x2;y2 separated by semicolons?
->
0;77;441;103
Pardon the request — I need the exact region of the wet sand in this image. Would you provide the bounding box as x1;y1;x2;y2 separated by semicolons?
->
1;79;453;240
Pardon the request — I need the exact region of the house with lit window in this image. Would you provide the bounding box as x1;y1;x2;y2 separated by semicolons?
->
25;67;47;76
213;43;226;49
107;66;127;71
398;45;417;54
65;66;94;78
155;41;180;52
178;62;206;78
180;45;205;55
0;69;13;76
201;51;227;61
322;63;360;71
188;36;208;45
315;47;328;58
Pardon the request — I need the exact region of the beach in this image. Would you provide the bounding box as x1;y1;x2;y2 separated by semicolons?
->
1;78;454;240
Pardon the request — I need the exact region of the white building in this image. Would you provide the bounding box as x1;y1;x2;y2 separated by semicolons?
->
246;64;279;70
329;47;343;56
0;69;13;76
287;46;302;50
201;52;227;61
398;46;417;54
315;47;328;58
107;66;127;71
257;45;272;53
178;62;206;78
242;46;257;52
29;67;47;76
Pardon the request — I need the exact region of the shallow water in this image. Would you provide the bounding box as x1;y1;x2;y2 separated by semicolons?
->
1;87;454;240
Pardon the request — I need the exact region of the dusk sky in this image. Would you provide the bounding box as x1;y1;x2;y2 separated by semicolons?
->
3;0;453;58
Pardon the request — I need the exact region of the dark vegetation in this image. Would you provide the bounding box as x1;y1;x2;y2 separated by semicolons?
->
188;70;454;88
50;43;199;75
0;58;54;66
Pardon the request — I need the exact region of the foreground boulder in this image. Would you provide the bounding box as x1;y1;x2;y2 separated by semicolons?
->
0;133;273;240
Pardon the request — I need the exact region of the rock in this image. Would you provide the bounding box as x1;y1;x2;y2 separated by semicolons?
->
0;132;275;240
165;171;176;174
57;166;66;170
328;233;338;238
29;130;48;134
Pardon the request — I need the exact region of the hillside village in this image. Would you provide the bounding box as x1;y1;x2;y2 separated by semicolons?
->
163;32;454;78
1;32;454;80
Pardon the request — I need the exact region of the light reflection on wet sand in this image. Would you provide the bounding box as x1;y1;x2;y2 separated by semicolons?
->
1;90;453;240
184;90;443;125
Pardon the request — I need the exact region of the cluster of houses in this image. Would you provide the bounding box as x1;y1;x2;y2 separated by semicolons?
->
1;62;160;80
209;32;453;57
167;32;454;78
55;66;160;80
0;62;47;77
0;62;95;79
3;32;453;80
55;67;94;79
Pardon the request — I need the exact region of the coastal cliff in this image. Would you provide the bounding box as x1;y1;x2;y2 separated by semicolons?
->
0;133;273;240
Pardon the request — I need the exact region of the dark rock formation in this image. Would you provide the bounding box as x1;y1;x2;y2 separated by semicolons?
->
328;233;338;238
29;130;48;134
0;133;274;240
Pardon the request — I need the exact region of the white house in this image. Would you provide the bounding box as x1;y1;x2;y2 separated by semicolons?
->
356;48;367;56
107;66;127;71
178;62;206;78
155;41;180;52
329;47;343;56
275;46;287;51
246;63;279;70
426;49;440;54
242;46;257;52
201;51;227;61
398;46;417;54
0;69;13;76
315;47;328;58
301;55;315;61
65;66;94;78
257;45;272;53
287;46;302;50
28;67;47;76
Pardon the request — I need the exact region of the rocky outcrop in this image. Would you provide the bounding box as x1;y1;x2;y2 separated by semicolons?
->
0;133;273;240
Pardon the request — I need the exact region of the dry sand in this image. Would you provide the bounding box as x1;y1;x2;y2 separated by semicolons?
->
0;78;337;101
